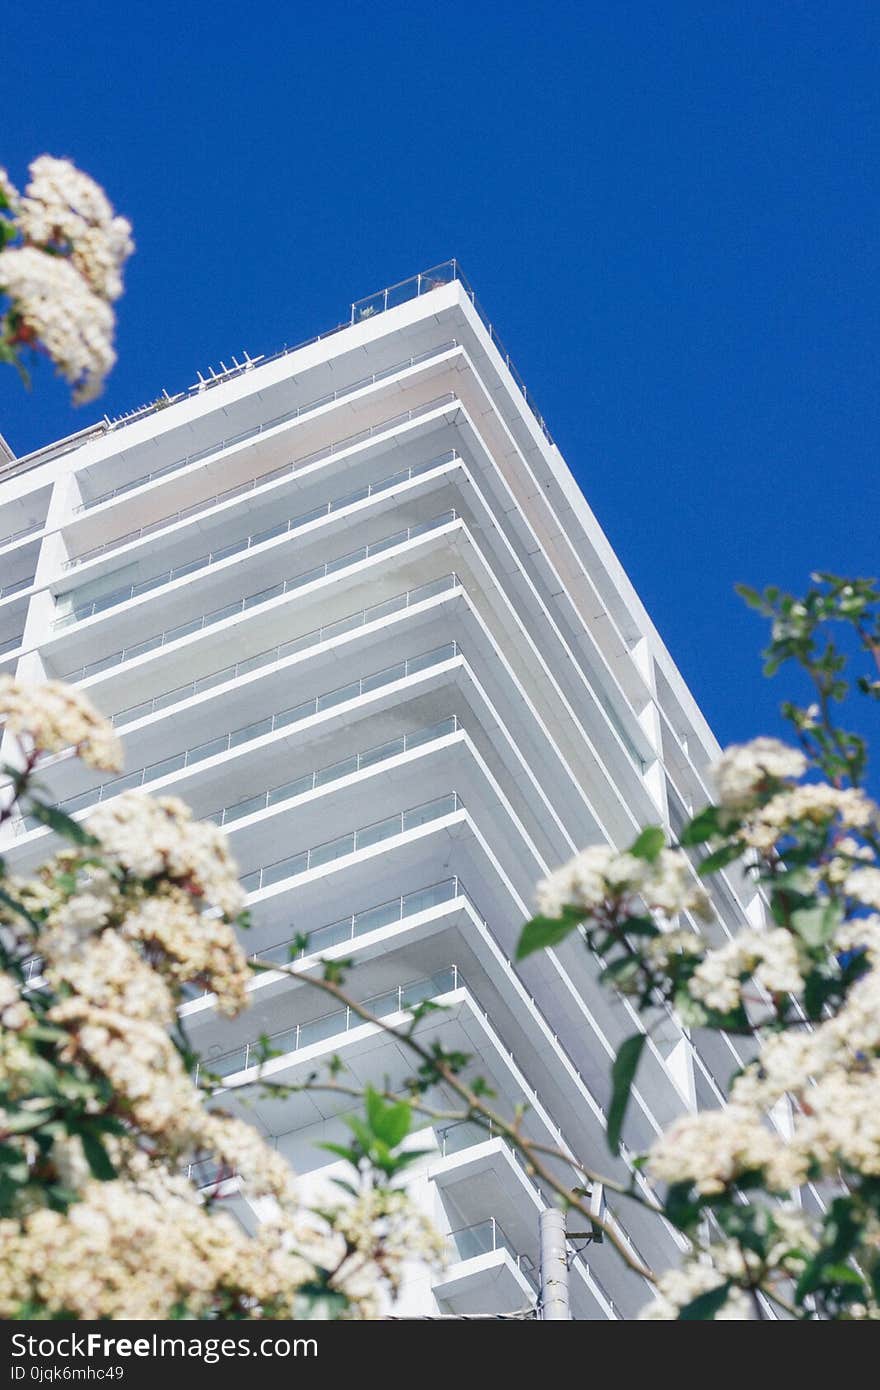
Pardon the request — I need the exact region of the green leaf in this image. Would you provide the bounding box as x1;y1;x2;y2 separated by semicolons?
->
679;805;723;846
663;1180;702;1231
630;826;665;862
79;1131;117;1181
697;843;743;877
319;1141;360;1164
25;802;97;847
620;915;660;938
516;908;584;961
364;1087;412;1148
342;1114;374;1152
606;1033;647;1155
735;583;768;611
677;1281;732;1320
791;902;841;949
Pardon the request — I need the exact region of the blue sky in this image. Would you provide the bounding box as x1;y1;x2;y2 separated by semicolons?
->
2;1;878;759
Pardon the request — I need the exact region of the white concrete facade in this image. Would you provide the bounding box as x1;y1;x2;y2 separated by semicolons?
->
0;263;759;1319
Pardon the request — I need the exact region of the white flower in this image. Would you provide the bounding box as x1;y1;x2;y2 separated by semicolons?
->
712;737;807;811
639;1260;753;1319
845;866;880;912
0;246;116;403
0;168;19;214
738;784;879;853
690;927;805;1015
648;1106;808;1195
0;676;121;770
17;156;133;301
88;792;245;919
536;842;711;923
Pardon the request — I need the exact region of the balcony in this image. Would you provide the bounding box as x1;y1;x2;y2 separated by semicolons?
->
240;791;463;897
106;574;460;723
257;876;473;967
72;346;459;517
35;666;460;822
198;964;463;1082
433;1217;537;1313
60;513;459;680
58;449;458;617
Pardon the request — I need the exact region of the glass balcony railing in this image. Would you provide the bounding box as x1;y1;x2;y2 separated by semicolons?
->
73;350;458;515
350;260;553;445
256;876;473;967
27;713;461;832
57;495;458;632
108;574;461;723
436;1117;501;1157
93;260;551;449
240;791;464;895
198;964;463;1081
44;646;460;821
62;511;460;681
0;634;22;657
66;363;460;565
445;1218;537;1288
59;453;456;624
30;877;476;993
0;520;42;551
0;575;34;602
207;717;459;830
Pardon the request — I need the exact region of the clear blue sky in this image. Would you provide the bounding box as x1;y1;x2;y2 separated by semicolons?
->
2;2;878;760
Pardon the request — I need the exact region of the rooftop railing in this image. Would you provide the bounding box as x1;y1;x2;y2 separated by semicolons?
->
57;451;458;627
198;964;463;1081
8;261;552;481
62;512;459;681
240;791;463;896
351;261;553;444
102;261;549;444
73;343;459;514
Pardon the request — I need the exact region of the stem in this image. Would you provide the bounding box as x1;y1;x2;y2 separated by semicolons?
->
245;954;656;1282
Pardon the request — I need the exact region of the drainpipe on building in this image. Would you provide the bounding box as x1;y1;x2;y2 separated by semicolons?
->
539;1208;571;1320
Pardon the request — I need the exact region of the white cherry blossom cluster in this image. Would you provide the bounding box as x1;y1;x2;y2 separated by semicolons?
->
88;792;246;920
639;1261;754;1320
737;784;878;853
535;843;712;924
639;1211;816;1319
845;865;880;911
0;169;19;213
648;916;880;1208
689;927;807;1014
119;891;251;1015
0;1175;320;1321
0;675;121;771
325;1187;448;1298
711;737;807;811
17;156;134;301
0;157;132;402
648;1104;809;1196
0;972;33;1032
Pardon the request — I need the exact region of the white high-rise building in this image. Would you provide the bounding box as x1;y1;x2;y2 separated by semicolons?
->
0;263;760;1319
